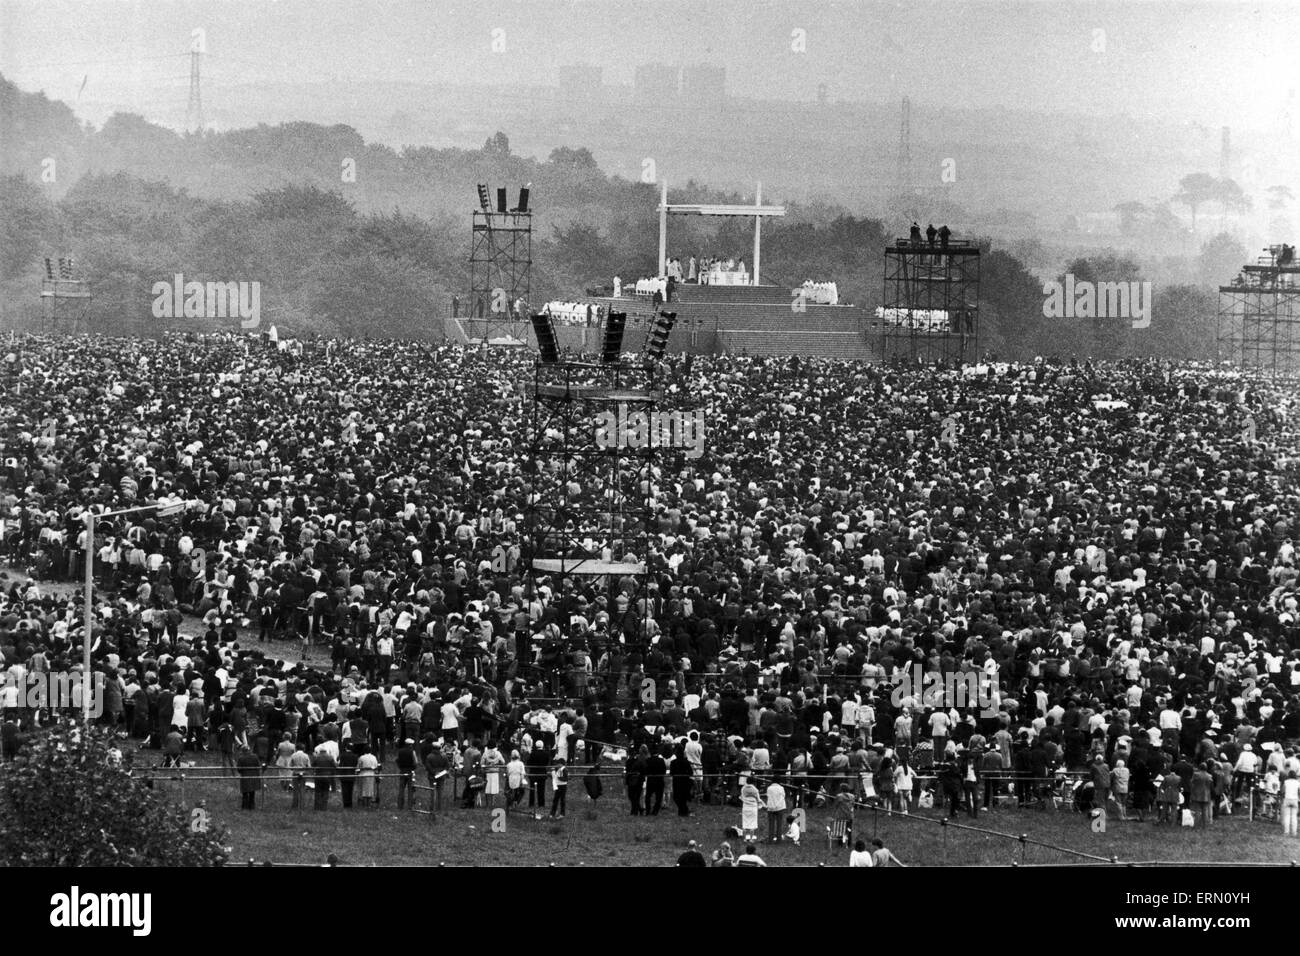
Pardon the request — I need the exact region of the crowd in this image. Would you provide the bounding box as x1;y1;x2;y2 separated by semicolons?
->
543;302;603;327
2;333;1300;846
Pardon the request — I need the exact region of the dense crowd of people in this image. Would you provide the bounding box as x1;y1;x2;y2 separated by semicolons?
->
2;333;1299;845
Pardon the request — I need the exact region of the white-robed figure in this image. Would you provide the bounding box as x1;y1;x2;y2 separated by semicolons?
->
739;778;763;841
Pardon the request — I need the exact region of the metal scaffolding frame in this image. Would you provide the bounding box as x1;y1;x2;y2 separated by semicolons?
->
39;257;92;334
1217;246;1300;380
467;208;532;343
523;359;660;645
881;239;980;365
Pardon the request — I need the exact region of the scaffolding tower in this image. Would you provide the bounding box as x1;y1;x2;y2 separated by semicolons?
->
39;256;92;334
881;238;980;365
466;198;532;343
1217;244;1300;379
523;359;659;647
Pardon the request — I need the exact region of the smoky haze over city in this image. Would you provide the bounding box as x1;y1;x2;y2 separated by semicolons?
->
3;0;1298;216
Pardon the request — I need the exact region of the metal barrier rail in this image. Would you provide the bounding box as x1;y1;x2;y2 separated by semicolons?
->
138;765;1117;864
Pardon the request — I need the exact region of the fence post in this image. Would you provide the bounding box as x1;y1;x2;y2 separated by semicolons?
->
179;772;186;808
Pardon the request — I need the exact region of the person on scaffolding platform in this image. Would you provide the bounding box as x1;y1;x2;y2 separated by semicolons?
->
938;224;951;250
926;223;937;247
909;222;923;245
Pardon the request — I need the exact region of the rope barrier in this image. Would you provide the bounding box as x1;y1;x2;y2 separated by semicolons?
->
135;761;1121;863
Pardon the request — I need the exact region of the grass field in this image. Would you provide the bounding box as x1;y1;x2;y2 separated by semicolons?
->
153;752;1299;867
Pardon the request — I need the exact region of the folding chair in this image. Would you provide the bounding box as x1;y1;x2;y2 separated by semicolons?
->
826;818;850;851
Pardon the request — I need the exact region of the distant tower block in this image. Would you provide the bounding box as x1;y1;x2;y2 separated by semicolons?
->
881;235;980;366
186;46;204;132
40;256;92;334
896;96;912;196
1218;243;1300;379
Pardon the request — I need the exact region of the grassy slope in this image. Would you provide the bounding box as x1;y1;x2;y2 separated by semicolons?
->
157;754;1297;868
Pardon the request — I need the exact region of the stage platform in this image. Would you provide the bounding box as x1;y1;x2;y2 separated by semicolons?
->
530;558;646;576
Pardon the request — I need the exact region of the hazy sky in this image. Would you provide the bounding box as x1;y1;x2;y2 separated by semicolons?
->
1;0;1297;130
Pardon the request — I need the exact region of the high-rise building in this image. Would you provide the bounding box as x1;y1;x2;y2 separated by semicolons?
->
558;64;604;102
681;64;725;101
634;64;680;101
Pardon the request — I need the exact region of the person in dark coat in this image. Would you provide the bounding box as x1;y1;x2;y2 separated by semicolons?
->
236;745;262;809
670;744;694;817
338;745;359;808
644;746;668;815
583;762;604;804
1130;758;1155;821
626;745;648;815
312;748;336;810
525;740;551;809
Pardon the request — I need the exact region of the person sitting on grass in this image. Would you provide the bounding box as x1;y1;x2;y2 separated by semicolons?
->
735;843;767;867
849;839;874;867
783;814;801;845
870;838;904;867
676;840;707;867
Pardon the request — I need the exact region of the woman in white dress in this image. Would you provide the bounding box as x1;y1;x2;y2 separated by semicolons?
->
505;750;526;807
739;778;763;842
482;743;506;807
894;760;915;813
356;749;379;807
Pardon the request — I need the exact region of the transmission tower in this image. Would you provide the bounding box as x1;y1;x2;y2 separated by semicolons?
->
896;96;912;197
186;48;204;132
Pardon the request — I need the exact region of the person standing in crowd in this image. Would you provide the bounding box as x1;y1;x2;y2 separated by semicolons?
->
356;746;379;808
395;738;418;809
312;745;336;810
236;744;261;810
765;776;787;841
1190;761;1215;828
505;749;527;808
482;741;505;808
526;739;550;811
626;745;649;815
549;758;569;818
739;776;763;842
644;746;668;816
1282;771;1299;836
670;744;694;817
